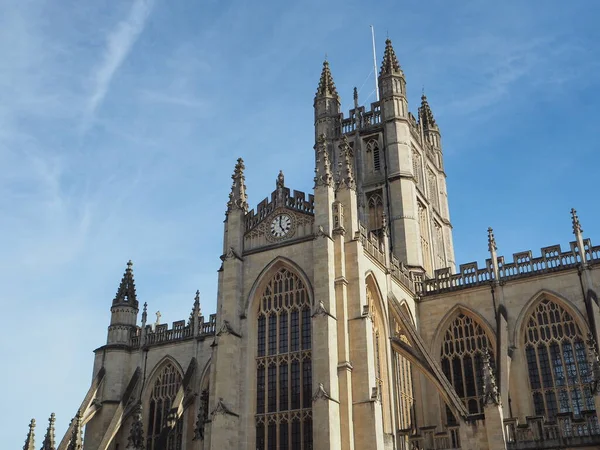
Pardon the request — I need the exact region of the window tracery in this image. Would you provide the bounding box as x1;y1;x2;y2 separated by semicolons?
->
146;362;183;450
427;169;439;211
367;192;384;237
367;139;381;172
440;313;493;419
392;315;415;431
256;267;312;450
524;299;594;418
418;202;432;274
412;149;422;188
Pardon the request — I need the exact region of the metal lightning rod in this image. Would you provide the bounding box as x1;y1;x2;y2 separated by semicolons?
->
370;25;380;101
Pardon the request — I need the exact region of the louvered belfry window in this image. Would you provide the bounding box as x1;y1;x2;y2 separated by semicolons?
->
147;363;183;450
440;313;494;419
524;299;594;418
256;267;313;450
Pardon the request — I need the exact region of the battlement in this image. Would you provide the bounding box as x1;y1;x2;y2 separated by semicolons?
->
129;313;216;348
419;238;600;296
399;424;461;449
504;412;600;449
341;102;382;134
245;187;314;232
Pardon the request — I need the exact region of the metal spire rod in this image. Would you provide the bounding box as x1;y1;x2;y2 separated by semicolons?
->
370;25;380;101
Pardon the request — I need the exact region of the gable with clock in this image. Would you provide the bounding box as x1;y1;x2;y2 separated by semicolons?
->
243;172;315;252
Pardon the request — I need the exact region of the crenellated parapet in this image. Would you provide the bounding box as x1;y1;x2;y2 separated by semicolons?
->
129;314;216;348
420;238;600;296
245;187;314;232
504;412;600;449
399;423;461;449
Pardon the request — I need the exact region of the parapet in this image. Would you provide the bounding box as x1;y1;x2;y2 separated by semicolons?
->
419;238;600;296
504;412;600;449
245;187;314;232
130;314;217;349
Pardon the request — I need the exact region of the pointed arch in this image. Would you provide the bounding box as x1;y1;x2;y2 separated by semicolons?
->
517;291;594;419
143;356;185;450
513;289;589;346
244;256;314;316
431;304;497;355
249;257;314;449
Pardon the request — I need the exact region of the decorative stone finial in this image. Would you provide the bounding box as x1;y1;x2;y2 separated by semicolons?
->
276;170;285;189
155;311;161;326
316;60;338;98
66;411;82;450
337;135;355;190
126;404;144;449
382;212;389;236
481;347;500;406
226;158;248;213
379;38;402;76
353;87;359;108
487;227;497;252
190;290;201;328
586;333;600;395
113;260;138;307
419;93;437;130
40;413;56;450
571;208;583;235
23;418;35;450
314;134;332;188
141;302;148;324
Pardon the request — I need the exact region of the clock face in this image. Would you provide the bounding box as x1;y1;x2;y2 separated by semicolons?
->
270;213;292;238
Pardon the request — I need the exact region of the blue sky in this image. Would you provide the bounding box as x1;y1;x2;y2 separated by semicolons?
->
2;0;599;446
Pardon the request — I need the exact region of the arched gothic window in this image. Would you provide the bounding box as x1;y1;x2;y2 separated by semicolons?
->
256;267;312;450
147;362;183;450
367;192;384;237
392;314;415;431
418;202;432;274
524;299;594;418
367;139;381;172
440;313;494;420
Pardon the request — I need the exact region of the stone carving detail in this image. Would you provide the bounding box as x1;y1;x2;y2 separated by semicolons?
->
193;389;209;441
482;347;500;406
337;135;355;190
216;320;241;338
220;246;243;262
313;224;330;241
587;333;600;395
314;134;333;188
66;410;83;450
312;383;332;402
40;413;56;450
312;300;330;318
126;404;144;450
211;397;239;418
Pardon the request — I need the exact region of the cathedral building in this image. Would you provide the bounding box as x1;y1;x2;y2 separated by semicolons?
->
22;39;600;450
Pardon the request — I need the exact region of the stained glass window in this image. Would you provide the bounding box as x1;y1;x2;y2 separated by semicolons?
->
256;267;312;449
440;313;493;420
146;362;183;450
524;299;594;418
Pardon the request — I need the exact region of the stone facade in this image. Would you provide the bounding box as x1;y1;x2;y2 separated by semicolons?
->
23;40;600;450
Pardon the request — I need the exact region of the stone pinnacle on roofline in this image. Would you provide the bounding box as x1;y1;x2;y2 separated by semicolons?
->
379;38;402;76
23;418;35;450
315;60;338;98
227;157;248;213
40;413;56;450
113;260;138;307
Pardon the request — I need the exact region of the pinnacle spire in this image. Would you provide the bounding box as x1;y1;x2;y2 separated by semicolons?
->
571;208;583;235
126;404;145;449
41;413;56;450
482;347;500;405
315;60;338;98
189;290;201;326
23;418;35;450
337;135;356;190
314;134;332;188
276;170;285;189
226;158;248;213
487;227;497;252
379;39;402;76
113;260;138;307
419;93;437;130
66;411;82;450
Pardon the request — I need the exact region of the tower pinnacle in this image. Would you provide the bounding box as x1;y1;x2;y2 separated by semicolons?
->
66;411;82;450
379;39;402;76
23;418;35;450
227;158;248;213
41;413;56;450
314;134;332;188
113;260;138;307
315;60;338;98
419;93;438;131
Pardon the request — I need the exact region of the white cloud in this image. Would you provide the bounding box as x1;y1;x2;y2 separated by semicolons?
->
83;0;154;132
